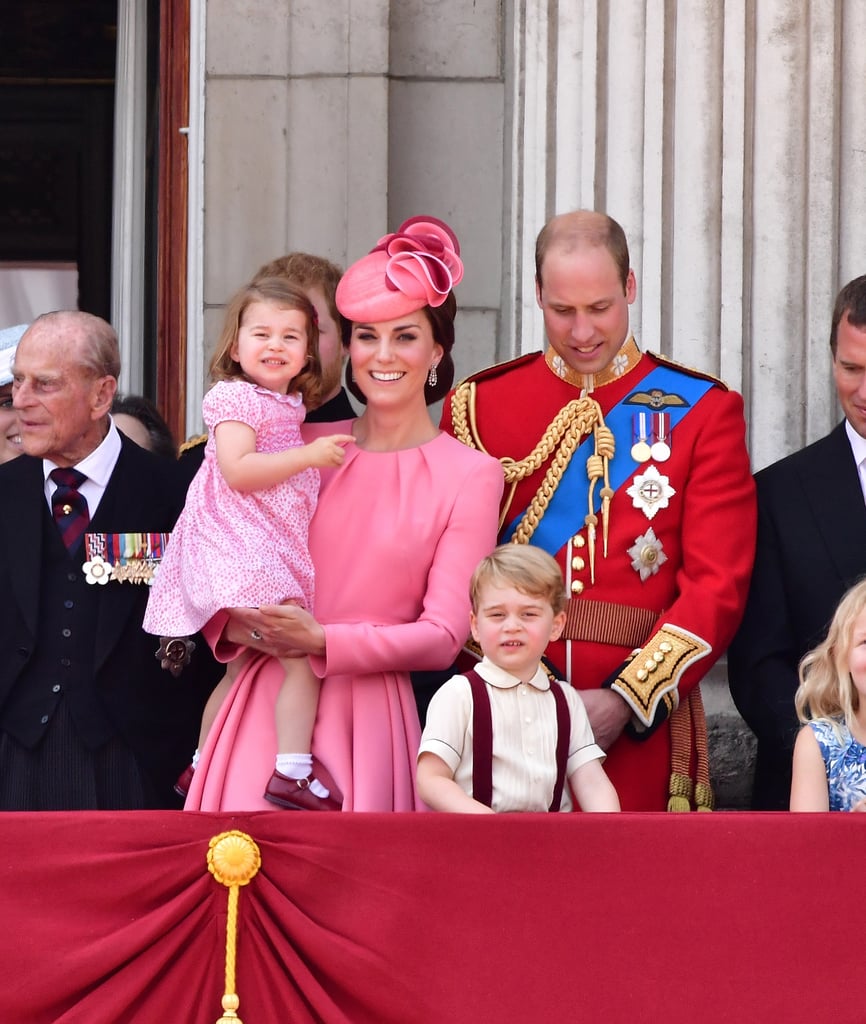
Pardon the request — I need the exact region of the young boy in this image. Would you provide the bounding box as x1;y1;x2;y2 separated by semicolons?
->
417;544;620;813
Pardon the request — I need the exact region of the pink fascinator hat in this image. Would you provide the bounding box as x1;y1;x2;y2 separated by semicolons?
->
336;215;464;323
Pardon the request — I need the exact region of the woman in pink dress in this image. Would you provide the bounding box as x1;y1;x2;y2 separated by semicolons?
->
186;216;504;811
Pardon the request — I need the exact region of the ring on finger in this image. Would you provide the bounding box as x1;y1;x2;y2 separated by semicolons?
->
250;629;263;642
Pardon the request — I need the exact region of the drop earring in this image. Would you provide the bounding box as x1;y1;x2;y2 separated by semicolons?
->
427;363;438;387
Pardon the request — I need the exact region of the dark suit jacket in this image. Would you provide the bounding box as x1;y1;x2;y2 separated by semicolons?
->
0;435;219;805
728;422;866;809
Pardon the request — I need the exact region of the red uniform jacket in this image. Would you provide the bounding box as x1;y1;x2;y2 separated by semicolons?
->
442;343;756;810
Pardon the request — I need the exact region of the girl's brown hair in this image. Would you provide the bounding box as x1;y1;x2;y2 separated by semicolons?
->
209;277;324;409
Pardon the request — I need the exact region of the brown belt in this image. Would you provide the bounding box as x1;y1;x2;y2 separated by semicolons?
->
562;597;661;649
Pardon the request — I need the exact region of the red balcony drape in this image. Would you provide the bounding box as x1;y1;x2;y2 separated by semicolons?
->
2;811;860;1022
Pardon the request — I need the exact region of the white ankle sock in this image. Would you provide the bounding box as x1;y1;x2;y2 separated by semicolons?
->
276;753;329;798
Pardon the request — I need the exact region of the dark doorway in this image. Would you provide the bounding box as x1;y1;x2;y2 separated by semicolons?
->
0;2;117;321
0;1;191;440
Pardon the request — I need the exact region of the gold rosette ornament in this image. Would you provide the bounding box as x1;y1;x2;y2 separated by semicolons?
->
207;831;262;1023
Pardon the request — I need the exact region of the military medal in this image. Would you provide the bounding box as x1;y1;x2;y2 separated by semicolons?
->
650;412;671;462
82;532;171;584
630;412;652;462
83;554;113;585
156;635;196;677
628;527;668;581
626;464;677;521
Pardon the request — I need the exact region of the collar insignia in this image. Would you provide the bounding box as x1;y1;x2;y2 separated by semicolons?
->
544;335;642;390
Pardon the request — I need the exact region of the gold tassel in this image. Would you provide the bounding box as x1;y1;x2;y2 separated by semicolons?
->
694;781;714;812
600;488;613;557
690;686;715;811
666;686;715;812
595;423;616;557
584;513;597;584
667;694;694;811
207;831;262;1023
667;771;694;812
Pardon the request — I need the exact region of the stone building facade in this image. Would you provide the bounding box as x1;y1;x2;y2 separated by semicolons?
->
189;1;866;806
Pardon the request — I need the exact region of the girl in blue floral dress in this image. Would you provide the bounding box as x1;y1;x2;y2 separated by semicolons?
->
791;578;866;811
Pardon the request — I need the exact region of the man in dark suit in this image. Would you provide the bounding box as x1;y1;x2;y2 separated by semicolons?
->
0;310;217;809
729;275;866;809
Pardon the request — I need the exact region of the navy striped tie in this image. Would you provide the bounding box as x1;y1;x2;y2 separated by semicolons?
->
50;467;90;552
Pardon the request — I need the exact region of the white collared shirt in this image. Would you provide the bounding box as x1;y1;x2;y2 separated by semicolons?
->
43;418;123;520
845;420;866;506
419;655;604;812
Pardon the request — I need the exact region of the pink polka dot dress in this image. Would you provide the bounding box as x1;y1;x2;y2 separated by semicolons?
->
144;380;317;636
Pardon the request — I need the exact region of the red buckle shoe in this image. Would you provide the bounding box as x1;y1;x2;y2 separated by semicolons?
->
264;757;343;811
174;763;195;798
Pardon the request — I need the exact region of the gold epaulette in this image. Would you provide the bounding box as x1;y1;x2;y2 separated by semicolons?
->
610;623;711;728
647;351;730;391
178;433;207;455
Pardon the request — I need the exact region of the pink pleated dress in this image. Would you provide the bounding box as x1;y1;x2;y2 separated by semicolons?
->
185;424;504;811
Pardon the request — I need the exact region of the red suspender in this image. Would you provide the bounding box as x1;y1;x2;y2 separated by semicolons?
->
466;669;494;808
548;682;570;812
465;669;571;812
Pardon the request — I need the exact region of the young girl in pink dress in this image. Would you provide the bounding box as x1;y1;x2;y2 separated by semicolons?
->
144;278;353;809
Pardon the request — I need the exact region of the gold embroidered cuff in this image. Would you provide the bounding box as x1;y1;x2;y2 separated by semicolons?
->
610;624;711;728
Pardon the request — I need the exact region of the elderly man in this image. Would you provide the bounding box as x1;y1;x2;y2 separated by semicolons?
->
0;310;216;809
729;275;866;809
443;210;756;810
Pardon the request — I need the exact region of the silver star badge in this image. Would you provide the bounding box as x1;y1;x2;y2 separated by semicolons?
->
628;527;668;581
626;464;676;521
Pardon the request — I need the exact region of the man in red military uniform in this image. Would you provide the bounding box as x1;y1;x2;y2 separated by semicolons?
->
442;210;756;810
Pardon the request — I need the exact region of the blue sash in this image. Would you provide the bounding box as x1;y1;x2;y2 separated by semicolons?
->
501;364;714;555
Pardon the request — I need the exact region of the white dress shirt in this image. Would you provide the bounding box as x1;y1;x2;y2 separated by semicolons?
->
419;656;604;812
845;419;866;506
43;418;123;520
